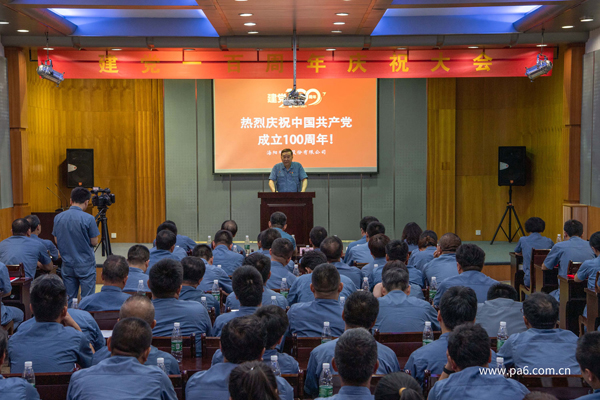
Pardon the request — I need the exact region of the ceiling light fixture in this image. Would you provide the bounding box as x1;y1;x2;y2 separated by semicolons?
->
43;47;54;50
184;48;195;51
239;13;253;17
111;48;122;51
581;16;594;22
333;22;345;25
326;48;336;51
0;21;9;25
397;47;406;50
468;46;479;49
244;22;256;26
536;44;547;47
17;29;29;33
336;13;349;16
562;25;574;29
332;30;342;33
248;31;259;34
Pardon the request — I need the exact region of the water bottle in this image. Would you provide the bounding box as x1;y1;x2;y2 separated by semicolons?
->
293;263;300;277
200;296;208;311
271;295;277;306
23;361;35;387
270;355;281;376
557;234;562;243
429;277;438;299
208;235;212;245
71;298;78;309
497;321;508;351
171;322;183;363
217;265;222;269
497;356;505;371
339;296;346;308
280;278;289;298
318;363;333;398
423;321;434;345
245;235;251;255
137;279;145;295
321;321;332;344
361;277;369;291
211;280;220;303
374;263;379;270
157;357;167;374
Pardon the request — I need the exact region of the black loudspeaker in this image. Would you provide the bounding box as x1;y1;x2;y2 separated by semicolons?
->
66;149;94;188
498;146;526;186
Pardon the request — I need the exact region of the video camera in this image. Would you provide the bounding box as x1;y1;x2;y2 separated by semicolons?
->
90;187;116;209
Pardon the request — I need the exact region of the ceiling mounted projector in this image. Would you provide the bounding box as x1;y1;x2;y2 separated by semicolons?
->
525;54;553;82
37;59;64;86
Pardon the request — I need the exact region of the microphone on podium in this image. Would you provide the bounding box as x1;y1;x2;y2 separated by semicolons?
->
55;183;69;207
46;187;65;212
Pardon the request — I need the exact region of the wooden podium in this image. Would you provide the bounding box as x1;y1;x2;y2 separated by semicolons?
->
258;192;315;247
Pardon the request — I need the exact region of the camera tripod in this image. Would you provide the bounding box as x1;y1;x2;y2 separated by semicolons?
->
490;184;524;245
95;207;113;256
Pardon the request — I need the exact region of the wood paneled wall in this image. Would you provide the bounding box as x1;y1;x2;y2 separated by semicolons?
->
0;208;13;239
26;53;165;243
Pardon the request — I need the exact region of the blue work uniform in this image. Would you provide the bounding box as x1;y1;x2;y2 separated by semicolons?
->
123;266;150;293
497;328;580;374
0;374;40;399
199;264;233;294
361;257;387;282
212;244;244;276
79;285;131;312
266;260;297;290
373;290;439;333
316;386;374;400
0;236;51;279
514;233;554;286
427;366;529;400
147;248;183;274
273;227;297;251
176;234;196;252
408;246;436;272
151;298;213;357
186;362;294;400
287;298;344;337
92;346;181;375
345;243;374;266
422;253;459;286
269;161;307;193
576;390;600;400
405;241;419;253
212;306;258;337
211;348;299;374
31;233;59;260
344;236;366;263
52;206;100;301
0;262;24;327
172;246;187;260
287;273;356;306
226;287;288;310
305;337;400;397
577;256;600;290
8;321;93;373
370;263;424;291
179;285;220;316
476;298;527;338
433;270;498;306
333;261;362;288
67;355;177;400
544;237;595;300
259;249;295;272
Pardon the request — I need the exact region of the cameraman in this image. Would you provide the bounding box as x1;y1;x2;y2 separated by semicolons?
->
52;187;100;303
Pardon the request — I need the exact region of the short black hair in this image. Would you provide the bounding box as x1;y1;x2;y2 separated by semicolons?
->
0;328;7;358
360;216;379;233
382;261;410;292
102;255;129;283
243;252;271;284
110;317;152;358
221;315;266;364
271;238;294;259
300;250;327;274
366;221;386;238
181;256;206;284
564;219;584;238
270;212;287;228
335;328;378;386
214;229;233;246
71;187;91;203
439;286;477;330
455;244;485;272
525;217;546;233
192;244;213;261
374;372;423;400
255;305;288;349
523;292;559;329
418;230;438;249
590;231;600;253
148;259;183;298
221;220;238;236
127;245;150;265
11;218;30;236
487;283;518;301
229;361;279;400
576;331;600;381
401;222;423;246
369;234;390;258
344;291;379;329
156;222;177;235
310;226;328;248
320;236;343;261
261;229;281;250
156;229;177;251
438;233;461;253
31;275;67;322
280;148;293;157
386;240;409;262
25;215;40;232
312;263;341;294
232;265;264;307
448;323;491;370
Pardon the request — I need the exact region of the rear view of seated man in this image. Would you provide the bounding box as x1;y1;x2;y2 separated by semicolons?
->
497;292;580;374
149;259;213;356
408;230;438;271
514;217;554;288
373;239;423;295
123;245;151;293
192;244;233;294
423;232;461;286
221;220;245;255
212;229;244;276
576;332;600;400
148;230;182;273
266;238;297;290
0;261;24;328
269;211;296;250
26;214;59;262
0;329;40;399
428;323;529;400
309;225;328;251
321;236;362;288
8;275;93;373
185;315;293;400
154;222;187;260
575;231;600;294
67;317;177;400
353;222;387;273
477;283;527;337
179;256;219;315
79;255;131;311
154;220;197;252
0;218;52;279
344;216;378;263
433;244;498;306
373;261;439;333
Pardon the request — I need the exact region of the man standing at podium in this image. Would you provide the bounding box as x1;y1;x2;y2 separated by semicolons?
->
269;148;308;193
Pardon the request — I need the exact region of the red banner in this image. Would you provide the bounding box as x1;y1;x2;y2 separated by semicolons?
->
38;48;554;79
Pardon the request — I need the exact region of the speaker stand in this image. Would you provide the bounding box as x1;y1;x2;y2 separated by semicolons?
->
490;184;524;245
95;208;113;256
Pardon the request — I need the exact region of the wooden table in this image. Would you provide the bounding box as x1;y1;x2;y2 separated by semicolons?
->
5;278;32;320
534;264;559;295
510;252;524;292
559;276;586;335
585;288;600;333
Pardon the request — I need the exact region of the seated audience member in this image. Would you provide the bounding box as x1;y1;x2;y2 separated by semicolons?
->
153;220;196;252
148;230;181;273
433;244;497;306
212;229;245;276
373;262;439;333
26;214;59;261
179;256;219;315
321;236;362;288
0;261;24;327
226;252;288;310
514;217;554;288
123;245;151;293
347;221;386;268
192;244;233;293
344;216;379;263
374;372;424;400
0;218;52;279
221;219;245;255
258;228;280;257
309;226;328;250
497;292;580;373
186;315;293;400
477;283;527;337
408;230;438;272
229;361;279;400
288;251;356;305
575;231;600;293
213;265;263;336
153;222;187;259
92;295;180;375
428;323;529;400
543;219;595;300
79;255;131;311
374;240;423;294
8;275;93;373
576;332;600;400
361;233;391;284
212;305;299;373
402;222;423;253
266;238;297;290
67;317;177;400
288;263;345;337
269;211;296;250
0;329;40;399
149;259;212;356
422;233;461;286
406;286;478;383
305;291;400;397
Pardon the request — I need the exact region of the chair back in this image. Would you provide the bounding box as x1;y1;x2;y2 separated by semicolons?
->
123;291;152;299
89;310;120;330
355;263;368;269
282;371;305;400
568;261;582;276
515;375;591;400
208;307;216;325
529;248;552;292
423;370;439;398
373;330;442;365
5;372;72;400
153;334;196;359
200;333;221;363
169;374;185;400
6;263;25;278
292;334;329;369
